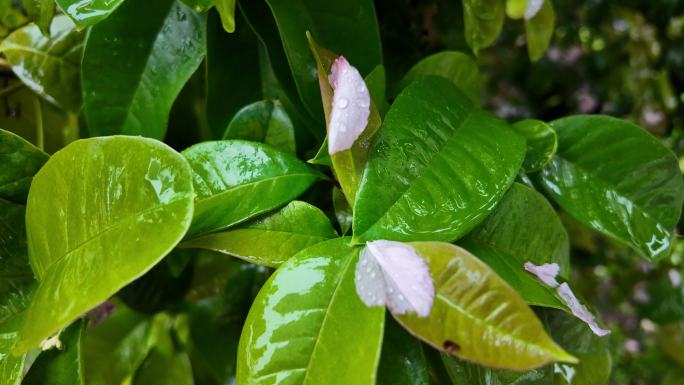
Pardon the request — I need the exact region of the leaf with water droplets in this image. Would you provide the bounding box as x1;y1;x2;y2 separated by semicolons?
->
55;0;126;29
223;100;296;154
355;240;434;317
0;129;48;204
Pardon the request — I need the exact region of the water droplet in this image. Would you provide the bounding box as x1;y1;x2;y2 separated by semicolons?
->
388;287;394;294
370;272;376;278
398;294;404;301
357;85;366;93
365;267;372;273
338;98;349;109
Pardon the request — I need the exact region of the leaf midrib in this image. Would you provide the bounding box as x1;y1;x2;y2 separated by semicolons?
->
195;172;318;206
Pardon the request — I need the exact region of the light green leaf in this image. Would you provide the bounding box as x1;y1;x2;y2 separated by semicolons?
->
223;100;296;154
539;115;684;261
396;51;480;104
237;238;385;384
353;77;525;243
23;320;85;385
84;304;155;385
15;136;195;353
505;0;527;19
181;200;337;267
0;16;83;111
460;184;568;310
0;129;48;204
0;320;26;385
377;317;429;385
182;141;321;238
512;119;557;172
365;65;388;115
333;187;352;235
214;0;236;33
396;242;576;370
525;0;555;61
21;0;55;35
461;0;505;54
55;0;126;29
82;0;206;139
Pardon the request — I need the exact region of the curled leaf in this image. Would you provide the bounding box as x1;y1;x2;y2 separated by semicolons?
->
355;240;435;317
328;56;371;154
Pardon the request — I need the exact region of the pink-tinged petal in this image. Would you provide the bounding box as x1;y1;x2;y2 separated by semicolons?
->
524;261;560;288
327;56;371;154
354;240;434;317
524;0;544;20
557;283;611;337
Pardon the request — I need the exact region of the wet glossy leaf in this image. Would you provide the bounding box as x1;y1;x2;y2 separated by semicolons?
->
0;129;48;204
460;183;569;310
377;316;429;385
84;304;155;385
23;320;85;385
214;0;236;32
182;140;321;238
237;238;385;385
0;319;26;385
55;0;125;29
0;16;83;111
539;115;684;261
333;187;352;235
512;119;557;172
133;349;194;385
525;0;555;61
223;100;296;154
396;242;575;370
15;136;195;353
82;0;206;139
181;200;337;267
462;0;505;54
21;0;55;35
353;77;525;243
396;51;480;104
441;353;554;385
264;0;382;120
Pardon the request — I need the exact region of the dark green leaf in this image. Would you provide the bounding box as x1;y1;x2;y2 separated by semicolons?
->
396;51;480;104
55;0;125;29
525;0;555;62
441;353;554;385
21;0;55;35
223;100;296;153
396;242;575;370
512;119;557;173
182;140;321;238
539;115;684;261
0;16;83;111
377;316;429;385
237;238;385;384
0;129;48;204
133;349;194;385
353;77;525;243
461;0;505;54
15;136;195;353
181;0;213;12
23;320;86;385
181;200;337;267
636;268;684;324
82;0;206;139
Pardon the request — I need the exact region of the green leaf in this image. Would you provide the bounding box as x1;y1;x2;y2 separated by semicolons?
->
223;100;296;154
636;267;684;324
55;0;126;29
459;187;568;310
353;77;525;243
21;0;55;35
396;51;480;105
377;316;429;385
0;280;33;385
365;65;389;116
512;119;557;172
181;0;213;12
263;0;382;120
0;198;35;316
658;323;684;367
181;200;337;267
333;187;353;235
0;16;83;111
15;136;195;353
307;138;332;166
133;349;194;385
441;353;553;385
461;0;505;54
0;320;26;385
213;0;236;32
539;115;684;261
663;369;684;385
84;304;155;385
23;320;86;385
206;9;261;139
182;140;321;238
0;129;48;204
505;0;527;19
525;0;555;62
82;0;206;139
237;238;385;384
396;242;576;370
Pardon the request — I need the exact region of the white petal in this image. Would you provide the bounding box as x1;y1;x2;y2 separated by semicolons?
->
524;261;560;288
524;0;544;20
354;240;435;317
557;283;611;337
327;56;370;154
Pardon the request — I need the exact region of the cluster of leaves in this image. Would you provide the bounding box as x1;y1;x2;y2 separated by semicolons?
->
1;1;683;385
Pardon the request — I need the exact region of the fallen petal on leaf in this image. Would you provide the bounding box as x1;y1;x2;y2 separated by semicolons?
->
328;56;371;154
524;261;560;287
